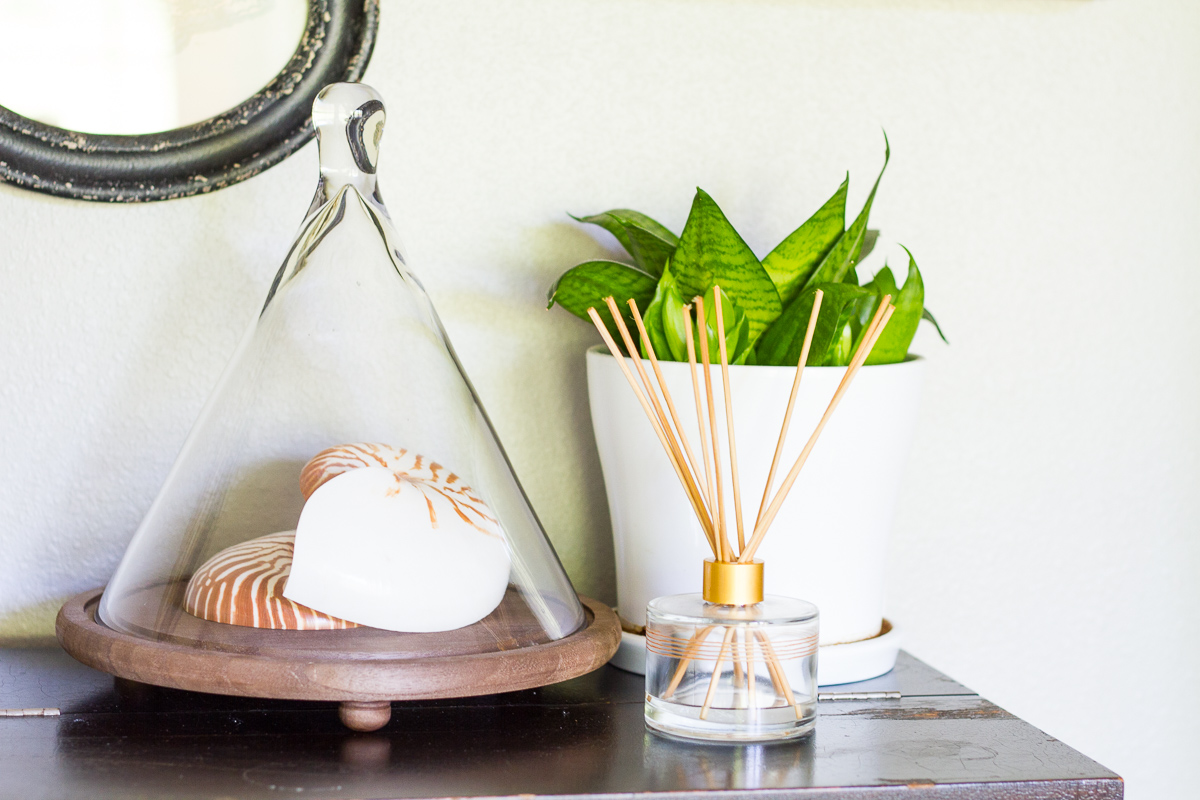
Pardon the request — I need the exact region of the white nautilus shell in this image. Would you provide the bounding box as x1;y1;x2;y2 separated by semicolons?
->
284;444;512;633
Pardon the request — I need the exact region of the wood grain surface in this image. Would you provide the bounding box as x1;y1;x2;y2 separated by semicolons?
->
56;588;619;702
0;647;1122;800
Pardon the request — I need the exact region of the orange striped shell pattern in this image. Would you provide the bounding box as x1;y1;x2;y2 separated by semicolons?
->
183;530;357;630
299;443;500;537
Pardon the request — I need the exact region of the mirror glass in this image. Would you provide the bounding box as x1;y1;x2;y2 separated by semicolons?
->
0;0;307;135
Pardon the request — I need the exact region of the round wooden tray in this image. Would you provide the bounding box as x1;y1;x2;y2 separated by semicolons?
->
57;588;620;731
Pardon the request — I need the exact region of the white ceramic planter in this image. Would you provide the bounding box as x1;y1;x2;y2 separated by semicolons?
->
588;347;924;651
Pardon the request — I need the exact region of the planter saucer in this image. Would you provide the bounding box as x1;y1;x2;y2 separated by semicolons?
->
610;618;901;687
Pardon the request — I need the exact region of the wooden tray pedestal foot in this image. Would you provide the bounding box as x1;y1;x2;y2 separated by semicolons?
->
339;700;392;732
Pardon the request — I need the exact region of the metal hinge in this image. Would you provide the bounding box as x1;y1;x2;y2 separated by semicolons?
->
1;708;61;717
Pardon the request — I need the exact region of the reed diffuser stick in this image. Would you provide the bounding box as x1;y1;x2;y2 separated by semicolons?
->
700;627;736;719
628;299;711;516
603;298;716;543
741;299;896;561
660;296;797;711
713;287;746;554
753;289;824;530
604;298;676;440
587;308;717;552
694;294;732;561
755;630;801;719
661;624;716;699
600;281;886;730
683;305;717;517
744;629;757;711
742;302;893;559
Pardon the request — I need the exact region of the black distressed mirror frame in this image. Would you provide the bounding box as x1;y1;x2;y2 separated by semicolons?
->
0;0;379;202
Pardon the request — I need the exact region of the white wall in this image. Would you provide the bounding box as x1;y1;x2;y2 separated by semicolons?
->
2;0;1197;796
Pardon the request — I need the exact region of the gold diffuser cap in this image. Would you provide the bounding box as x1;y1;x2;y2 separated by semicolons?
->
702;559;764;605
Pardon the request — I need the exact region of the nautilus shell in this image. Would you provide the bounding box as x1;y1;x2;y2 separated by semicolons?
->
283;444;512;633
300;442;419;500
298;443;495;531
183;530;358;630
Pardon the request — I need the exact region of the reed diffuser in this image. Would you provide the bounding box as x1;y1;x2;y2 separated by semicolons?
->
589;287;895;742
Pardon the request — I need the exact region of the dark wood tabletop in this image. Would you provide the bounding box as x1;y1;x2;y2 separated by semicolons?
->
0;644;1120;799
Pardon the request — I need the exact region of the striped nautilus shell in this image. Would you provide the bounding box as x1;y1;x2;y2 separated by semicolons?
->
184;443;505;631
285;443;510;632
183;530;357;630
299;443;500;538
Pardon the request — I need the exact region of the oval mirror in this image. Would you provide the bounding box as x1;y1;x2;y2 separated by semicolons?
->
0;0;378;202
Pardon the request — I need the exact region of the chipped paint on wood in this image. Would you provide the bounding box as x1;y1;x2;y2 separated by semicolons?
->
821;696;1018;721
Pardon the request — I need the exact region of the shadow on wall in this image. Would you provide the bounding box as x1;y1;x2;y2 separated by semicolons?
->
424;220;623;605
0;597;64;646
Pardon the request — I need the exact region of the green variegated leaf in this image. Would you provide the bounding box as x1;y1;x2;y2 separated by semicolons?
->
572;209;678;278
546;259;658;338
671;189;782;341
693;286;743;359
852;250;925;365
762;177;847;307
550;136;941;367
658;265;690;361
828;320;855;366
756;282;872;367
733;345;757;366
855;264;898;331
923;307;949;343
675;286;747;364
802;137;891;291
859;229;880;261
865;264;899;302
864;249;924;364
640;280;671;359
730;313;751;362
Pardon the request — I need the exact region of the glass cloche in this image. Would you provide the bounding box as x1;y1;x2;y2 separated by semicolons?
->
59;84;617;730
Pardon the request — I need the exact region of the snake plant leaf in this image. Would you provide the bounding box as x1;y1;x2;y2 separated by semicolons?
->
859;249;924;365
644;262;686;360
756;282;872;367
639;283;671;359
859;229;880;261
671;189;782;341
676;286;748;364
828;319;855;366
762;177;848;307
571;209;678;278
660;266;690;361
546;259;658;338
731;313;751;362
694;285;746;360
802;137;891;291
856;264;898;329
734;344;758;366
824;287;879;366
922;307;949;343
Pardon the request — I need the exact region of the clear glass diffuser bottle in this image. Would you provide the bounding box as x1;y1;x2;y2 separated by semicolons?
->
644;559;818;742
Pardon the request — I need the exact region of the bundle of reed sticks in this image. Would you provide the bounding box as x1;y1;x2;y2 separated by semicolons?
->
588;286;895;717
